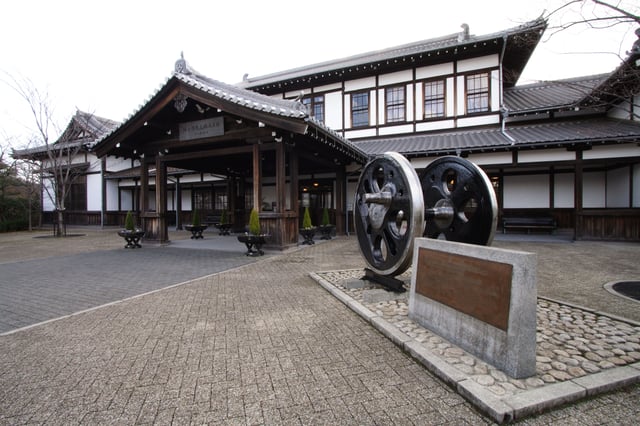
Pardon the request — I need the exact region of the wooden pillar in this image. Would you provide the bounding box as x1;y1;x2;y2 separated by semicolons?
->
252;143;261;211
574;150;583;240
175;176;182;230
228;176;237;229
290;150;299;214
276;142;286;213
335;166;346;234
155;155;168;243
140;160;149;215
101;157;107;227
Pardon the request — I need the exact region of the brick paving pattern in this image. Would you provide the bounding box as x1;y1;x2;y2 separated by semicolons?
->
0;229;639;424
0;247;260;333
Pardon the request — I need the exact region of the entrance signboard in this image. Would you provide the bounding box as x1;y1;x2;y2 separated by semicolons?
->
179;117;224;141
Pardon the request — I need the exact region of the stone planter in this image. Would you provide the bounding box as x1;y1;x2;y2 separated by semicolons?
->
117;229;145;248
299;227;316;245
237;234;268;256
185;225;208;239
215;223;232;236
318;224;335;240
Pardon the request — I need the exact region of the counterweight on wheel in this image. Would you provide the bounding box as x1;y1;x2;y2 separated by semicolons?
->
354;152;497;278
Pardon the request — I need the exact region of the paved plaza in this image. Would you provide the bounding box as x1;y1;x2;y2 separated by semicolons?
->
0;227;639;424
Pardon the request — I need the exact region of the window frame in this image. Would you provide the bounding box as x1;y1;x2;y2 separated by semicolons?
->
350;90;370;128
302;94;325;123
465;72;491;115
423;78;446;120
385;85;406;123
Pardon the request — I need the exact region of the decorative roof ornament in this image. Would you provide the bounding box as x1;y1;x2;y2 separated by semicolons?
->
175;51;188;74
174;93;187;113
458;23;470;42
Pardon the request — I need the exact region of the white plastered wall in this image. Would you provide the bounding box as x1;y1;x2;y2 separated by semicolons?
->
554;173;575;208
503;175;550;208
87;174;102;210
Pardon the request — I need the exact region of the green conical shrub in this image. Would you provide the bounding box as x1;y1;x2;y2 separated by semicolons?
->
302;207;313;229
124;211;135;231
192;209;201;226
321;207;330;226
220;209;227;225
249;208;261;236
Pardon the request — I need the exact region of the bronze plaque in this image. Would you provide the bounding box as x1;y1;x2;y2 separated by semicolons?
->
415;248;513;331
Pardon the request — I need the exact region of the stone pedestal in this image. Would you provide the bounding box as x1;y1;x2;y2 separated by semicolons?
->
409;238;537;378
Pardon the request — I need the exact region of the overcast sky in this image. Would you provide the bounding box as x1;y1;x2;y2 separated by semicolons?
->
1;0;638;148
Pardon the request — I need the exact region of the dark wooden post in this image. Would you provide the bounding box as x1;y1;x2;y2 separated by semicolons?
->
175;176;182;230
289;150;299;214
276;142;286;213
574;150;583;240
252;143;261;211
335;166;346;234
101;157;107;227
155;155;168;243
140;159;149;230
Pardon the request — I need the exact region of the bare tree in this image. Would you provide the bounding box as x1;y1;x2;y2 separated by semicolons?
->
537;1;640;118
545;0;639;36
3;73;87;236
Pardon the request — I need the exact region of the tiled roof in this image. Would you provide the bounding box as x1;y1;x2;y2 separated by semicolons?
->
353;118;640;156
12;110;119;158
241;19;546;89
175;65;308;119
94;59;369;164
504;74;610;113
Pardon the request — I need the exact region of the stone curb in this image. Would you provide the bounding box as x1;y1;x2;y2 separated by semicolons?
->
311;271;640;424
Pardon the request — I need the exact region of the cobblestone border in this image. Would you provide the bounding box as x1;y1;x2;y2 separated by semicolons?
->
311;269;640;424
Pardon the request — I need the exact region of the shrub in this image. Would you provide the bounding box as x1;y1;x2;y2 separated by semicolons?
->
124;211;135;231
302;207;313;229
220;209;227;225
192;209;201;226
321;207;330;226
249;208;261;236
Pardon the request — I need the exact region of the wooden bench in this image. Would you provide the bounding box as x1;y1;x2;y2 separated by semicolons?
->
502;217;557;234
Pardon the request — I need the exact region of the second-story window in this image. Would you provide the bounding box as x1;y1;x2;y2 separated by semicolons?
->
385;86;405;123
351;91;369;127
302;95;325;123
424;79;445;119
466;72;490;114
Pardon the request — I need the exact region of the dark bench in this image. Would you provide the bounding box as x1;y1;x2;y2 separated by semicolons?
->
502;217;557;234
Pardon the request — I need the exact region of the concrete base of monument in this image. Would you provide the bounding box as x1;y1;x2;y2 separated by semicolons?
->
409;238;537;379
311;268;640;423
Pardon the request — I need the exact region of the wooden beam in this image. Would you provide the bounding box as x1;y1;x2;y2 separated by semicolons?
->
144;126;275;153
161;145;254;162
95;82;181;157
182;86;308;135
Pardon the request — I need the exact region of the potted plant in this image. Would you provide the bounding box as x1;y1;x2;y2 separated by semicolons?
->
237;208;268;256
185;209;208;239
117;210;145;248
299;206;316;245
215;209;231;236
318;207;335;240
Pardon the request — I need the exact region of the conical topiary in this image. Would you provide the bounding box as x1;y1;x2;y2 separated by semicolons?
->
124;211;135;231
249;208;261;236
321;207;330;226
220;209;228;225
302;207;313;229
192;209;201;226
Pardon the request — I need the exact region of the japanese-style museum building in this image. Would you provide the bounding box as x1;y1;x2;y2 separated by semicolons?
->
15;18;640;246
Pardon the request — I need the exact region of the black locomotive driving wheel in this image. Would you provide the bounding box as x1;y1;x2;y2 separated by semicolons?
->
354;152;425;277
420;156;497;246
